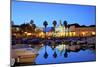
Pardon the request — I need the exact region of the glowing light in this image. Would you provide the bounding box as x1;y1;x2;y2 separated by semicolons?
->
92;32;96;35
24;32;27;34
16;28;19;31
56;44;66;51
40;32;44;36
27;33;32;36
13;33;16;36
73;32;76;36
69;32;72;36
66;32;68;36
82;32;85;36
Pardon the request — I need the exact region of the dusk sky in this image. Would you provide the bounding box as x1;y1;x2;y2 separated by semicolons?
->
12;0;96;27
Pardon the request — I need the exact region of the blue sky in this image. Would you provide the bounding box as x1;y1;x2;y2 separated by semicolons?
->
12;0;96;27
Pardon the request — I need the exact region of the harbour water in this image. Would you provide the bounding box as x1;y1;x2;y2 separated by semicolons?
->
35;45;96;64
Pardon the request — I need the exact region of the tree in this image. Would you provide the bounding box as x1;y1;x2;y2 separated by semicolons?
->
20;23;26;32
53;20;57;28
43;21;48;39
30;20;34;24
30;20;36;32
43;21;48;28
52;20;57;37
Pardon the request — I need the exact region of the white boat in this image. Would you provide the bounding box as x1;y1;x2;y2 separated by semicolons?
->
11;47;39;66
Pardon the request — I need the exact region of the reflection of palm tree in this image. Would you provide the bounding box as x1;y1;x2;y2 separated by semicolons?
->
53;50;57;58
63;20;67;38
64;49;68;58
43;21;48;59
44;46;48;59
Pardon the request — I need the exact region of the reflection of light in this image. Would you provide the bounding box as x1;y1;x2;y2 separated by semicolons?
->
92;32;96;35
56;44;66;51
41;44;44;47
29;44;32;47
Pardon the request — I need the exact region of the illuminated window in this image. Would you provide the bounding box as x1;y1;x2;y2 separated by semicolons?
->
73;32;76;36
40;32;44;36
69;32;72;36
27;33;32;36
16;28;19;31
82;32;85;36
66;32;68;36
92;32;96;35
24;32;27;34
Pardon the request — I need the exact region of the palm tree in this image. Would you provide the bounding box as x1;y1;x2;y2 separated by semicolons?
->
43;21;48;39
63;20;67;38
53;20;57;30
30;20;34;24
52;20;57;40
43;21;48;59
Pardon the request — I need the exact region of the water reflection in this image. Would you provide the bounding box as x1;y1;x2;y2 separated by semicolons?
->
44;45;48;59
53;50;57;58
35;44;96;64
64;49;68;58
